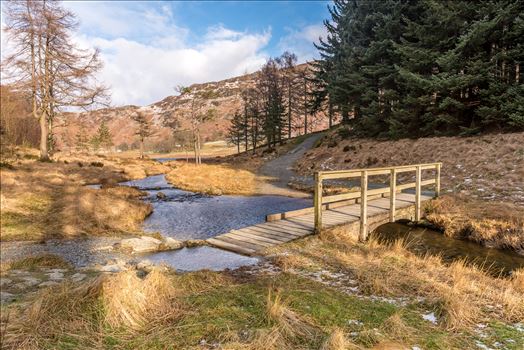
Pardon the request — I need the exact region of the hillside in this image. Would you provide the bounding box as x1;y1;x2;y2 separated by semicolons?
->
55;63;323;152
295;129;524;205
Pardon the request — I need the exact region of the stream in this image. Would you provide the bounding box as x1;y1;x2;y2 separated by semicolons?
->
373;223;524;276
120;175;312;271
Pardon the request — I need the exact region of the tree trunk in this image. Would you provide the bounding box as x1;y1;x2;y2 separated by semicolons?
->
328;99;333;128
288;84;292;139
244;104;248;152
304;79;308;135
39;113;49;160
139;137;145;159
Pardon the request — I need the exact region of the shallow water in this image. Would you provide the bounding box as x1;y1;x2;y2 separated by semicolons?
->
373;223;524;275
144;246;259;271
153;157;179;163
120;174;311;270
122;175;312;240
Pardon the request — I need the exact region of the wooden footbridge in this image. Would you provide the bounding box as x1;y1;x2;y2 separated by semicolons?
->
207;163;442;255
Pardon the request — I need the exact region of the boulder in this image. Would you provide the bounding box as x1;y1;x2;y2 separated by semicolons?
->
0;292;15;304
48;271;64;280
121;236;162;253
163;237;184;250
156;191;167;200
39;281;59;288
71;273;87;282
99;264;123;273
21;276;41;286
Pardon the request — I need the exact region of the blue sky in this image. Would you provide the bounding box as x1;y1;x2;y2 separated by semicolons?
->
56;1;331;106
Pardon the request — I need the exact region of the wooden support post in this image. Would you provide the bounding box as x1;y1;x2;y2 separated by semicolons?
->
435;163;441;197
415;165;421;221
359;170;368;241
314;172;323;233
389;169;396;222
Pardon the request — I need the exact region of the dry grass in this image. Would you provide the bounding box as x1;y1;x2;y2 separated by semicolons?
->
271;226;524;331
296;131;524;205
166;162;258;195
1;269;181;349
426;195;524;252
0;150;164;241
0;254;71;273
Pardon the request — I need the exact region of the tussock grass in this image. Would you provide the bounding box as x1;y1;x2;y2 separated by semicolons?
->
2;269;181;349
279;226;524;331
0;254;70;273
426;195;524;252
166;162;258;195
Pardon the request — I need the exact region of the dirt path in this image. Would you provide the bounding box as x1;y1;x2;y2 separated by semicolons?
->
256;133;323;198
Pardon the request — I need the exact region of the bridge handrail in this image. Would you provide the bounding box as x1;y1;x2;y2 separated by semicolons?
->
314;162;442;241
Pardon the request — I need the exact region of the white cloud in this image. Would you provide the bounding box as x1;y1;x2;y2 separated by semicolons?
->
75;29;270;106
278;24;327;62
64;2;271;106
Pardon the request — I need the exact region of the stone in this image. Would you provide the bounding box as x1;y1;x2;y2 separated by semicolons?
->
0;292;16;304
156;192;167;200
163;237;184;250
120;236;162;253
99;264;123;273
22;276;41;286
0;278;12;287
48;271;64;280
71;273;87;282
39;281;59;288
136;260;153;270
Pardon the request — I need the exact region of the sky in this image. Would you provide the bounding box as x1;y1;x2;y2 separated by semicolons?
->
1;1;331;107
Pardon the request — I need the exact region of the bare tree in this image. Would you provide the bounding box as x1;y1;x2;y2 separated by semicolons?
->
2;0;108;160
131;111;154;159
176;86;216;165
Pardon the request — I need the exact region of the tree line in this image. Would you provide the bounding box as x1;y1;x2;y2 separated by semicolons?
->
313;0;524;138
227;52;336;153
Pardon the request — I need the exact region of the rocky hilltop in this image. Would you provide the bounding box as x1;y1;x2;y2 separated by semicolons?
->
56;63;320;151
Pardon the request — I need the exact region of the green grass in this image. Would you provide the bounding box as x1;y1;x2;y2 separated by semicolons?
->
3;270;518;349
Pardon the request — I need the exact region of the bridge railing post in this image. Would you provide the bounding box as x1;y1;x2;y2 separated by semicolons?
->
359;170;368;241
389;169;396;222
415;165;421;221
314;172;323;233
435;163;441;197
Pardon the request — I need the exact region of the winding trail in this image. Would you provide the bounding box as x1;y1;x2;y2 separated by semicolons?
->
256;133;323;198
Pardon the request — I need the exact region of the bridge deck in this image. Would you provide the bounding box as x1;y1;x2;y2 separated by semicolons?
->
207;192;433;255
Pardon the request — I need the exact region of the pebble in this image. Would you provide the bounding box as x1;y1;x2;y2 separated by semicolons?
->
0;291;16;304
0;278;12;287
21;277;41;286
99;264;123;273
71;273;87;282
48;271;64;280
39;281;59;288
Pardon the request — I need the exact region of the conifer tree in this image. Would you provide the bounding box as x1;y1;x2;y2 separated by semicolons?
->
227;110;246;153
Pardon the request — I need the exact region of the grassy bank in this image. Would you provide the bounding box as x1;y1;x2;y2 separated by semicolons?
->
296;130;524;205
165;162;258;195
2;237;522;349
0;149;169;241
425;195;524;253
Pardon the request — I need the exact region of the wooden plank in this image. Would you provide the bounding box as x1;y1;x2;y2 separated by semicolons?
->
314;172;323;233
390;169;396;222
207;238;255;255
214;235;266;251
319;162;442;180
241;226;302;240
360;170;368;241
435;163;441;197
261;221;312;234
229;229;289;244
225;232;275;247
415;165;421;221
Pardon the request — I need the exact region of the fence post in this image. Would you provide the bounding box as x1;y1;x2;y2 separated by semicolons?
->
314;172;323;233
415;165;421;221
359;170;368;241
435;163;441;197
389;168;396;222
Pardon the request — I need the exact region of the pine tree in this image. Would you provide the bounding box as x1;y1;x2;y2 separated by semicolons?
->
132;112;154;159
95;120;113;150
227;110;246;153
